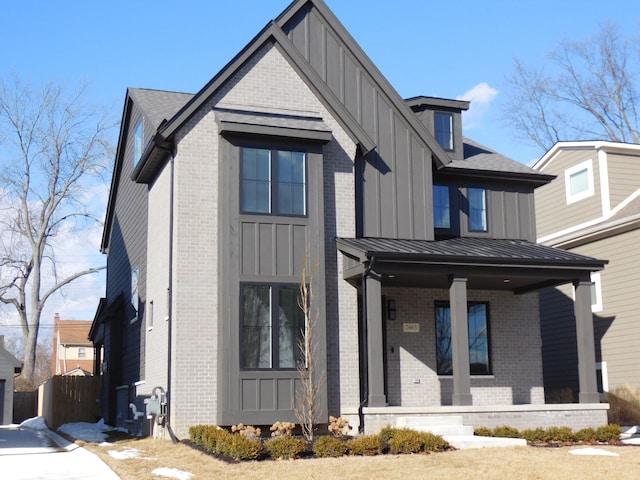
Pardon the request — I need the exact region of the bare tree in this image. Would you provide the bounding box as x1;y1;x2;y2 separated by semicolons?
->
504;23;640;153
294;252;325;442
0;75;113;385
4;334;52;391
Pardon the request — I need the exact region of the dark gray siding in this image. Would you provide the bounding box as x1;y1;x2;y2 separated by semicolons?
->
283;6;435;240
103;100;149;425
218;135;328;425
435;176;537;242
539;286;579;400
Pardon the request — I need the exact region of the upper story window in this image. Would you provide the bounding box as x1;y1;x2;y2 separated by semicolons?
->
241;147;306;216
133;120;143;166
434;112;453;151
564;159;594;204
467;187;488;232
78;347;86;359
433;185;451;229
241;283;305;370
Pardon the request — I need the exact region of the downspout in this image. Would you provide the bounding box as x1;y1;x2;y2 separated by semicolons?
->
358;256;375;434
155;143;179;443
166;150;179;443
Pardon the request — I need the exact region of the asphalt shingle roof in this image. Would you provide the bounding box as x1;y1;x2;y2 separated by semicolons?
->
128;88;194;130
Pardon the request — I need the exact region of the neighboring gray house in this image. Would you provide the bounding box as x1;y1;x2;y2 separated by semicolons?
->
92;0;609;438
534;141;640;399
0;336;21;424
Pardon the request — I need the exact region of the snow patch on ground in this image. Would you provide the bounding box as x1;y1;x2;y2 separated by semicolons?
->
20;417;49;430
569;447;620;457
152;467;194;480
58;419;127;443
108;448;144;459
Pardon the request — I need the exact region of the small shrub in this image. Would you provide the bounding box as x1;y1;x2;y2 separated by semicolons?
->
313;435;349;457
328;416;353;437
264;436;307;459
378;425;397;443
222;433;264;461
544;426;575;443
474;426;493;437
575;427;598;443
421;431;450;452
270;421;295;437
388;428;424;454
347;434;383;456
596;424;621;443
492;425;520;438
521;427;546;443
387;429;449;454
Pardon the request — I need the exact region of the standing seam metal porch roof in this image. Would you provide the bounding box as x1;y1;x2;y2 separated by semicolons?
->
336;237;607;269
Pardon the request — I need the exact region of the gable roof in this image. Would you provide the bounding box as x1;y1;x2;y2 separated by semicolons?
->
131;0;455;185
0;338;21;369
534;140;640;171
101;88;194;251
55;319;93;346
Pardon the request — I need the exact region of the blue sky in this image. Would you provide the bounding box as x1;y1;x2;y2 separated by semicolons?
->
1;0;639;324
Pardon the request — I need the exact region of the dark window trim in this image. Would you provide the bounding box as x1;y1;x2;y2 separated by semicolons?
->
240;282;305;371
434;300;492;376
240;146;309;218
465;186;490;235
434;111;454;152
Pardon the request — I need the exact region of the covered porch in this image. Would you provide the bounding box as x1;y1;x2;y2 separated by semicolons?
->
337;237;609;433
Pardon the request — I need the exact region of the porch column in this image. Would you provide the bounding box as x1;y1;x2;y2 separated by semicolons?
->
365;271;387;407
574;276;599;403
450;275;472;406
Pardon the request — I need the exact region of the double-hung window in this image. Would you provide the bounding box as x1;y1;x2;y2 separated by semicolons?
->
435;302;491;375
241;147;306;216
241;284;305;370
467;187;488;232
433;185;451;229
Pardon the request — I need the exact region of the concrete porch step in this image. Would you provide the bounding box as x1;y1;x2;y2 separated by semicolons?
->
444;435;527;449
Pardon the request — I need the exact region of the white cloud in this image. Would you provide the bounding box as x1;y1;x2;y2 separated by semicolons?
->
456;82;499;130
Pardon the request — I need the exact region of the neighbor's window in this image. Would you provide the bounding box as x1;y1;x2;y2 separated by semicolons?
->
433;185;451;229
565;160;594;204
241;147;306;216
134;120;143;165
467;187;488;232
78;347;86;359
434;112;453;150
590;272;603;312
435;302;491;375
241;284;305;369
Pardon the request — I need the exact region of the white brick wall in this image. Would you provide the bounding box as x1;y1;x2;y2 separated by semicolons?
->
384;287;544;407
156;43;359;436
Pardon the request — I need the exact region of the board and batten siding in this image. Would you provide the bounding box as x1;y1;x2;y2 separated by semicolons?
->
535;149;602;239
283;5;435;240
605;151;640;211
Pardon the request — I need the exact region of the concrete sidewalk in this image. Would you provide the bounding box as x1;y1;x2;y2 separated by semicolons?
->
0;425;121;480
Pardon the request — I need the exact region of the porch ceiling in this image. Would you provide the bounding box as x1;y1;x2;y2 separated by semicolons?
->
337;237;608;294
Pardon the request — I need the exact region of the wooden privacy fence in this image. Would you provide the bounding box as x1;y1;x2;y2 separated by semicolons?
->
13;390;38;424
38;375;101;430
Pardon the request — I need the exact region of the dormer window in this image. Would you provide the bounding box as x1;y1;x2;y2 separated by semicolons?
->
434;112;453;151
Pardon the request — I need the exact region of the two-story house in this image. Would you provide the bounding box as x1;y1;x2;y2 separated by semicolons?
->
91;0;608;438
52;314;94;376
534;141;640;400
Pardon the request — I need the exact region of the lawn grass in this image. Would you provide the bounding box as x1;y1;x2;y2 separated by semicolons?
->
78;433;640;480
